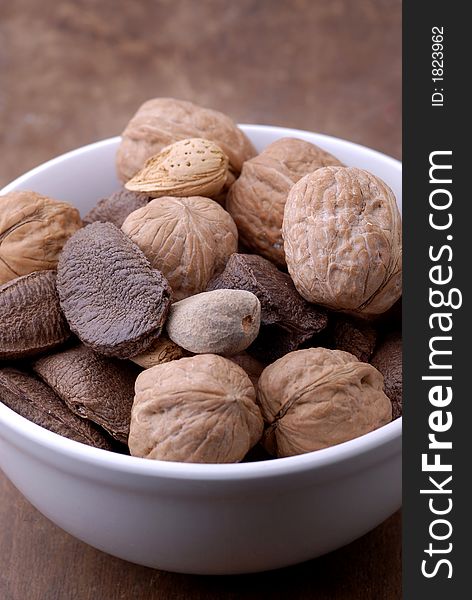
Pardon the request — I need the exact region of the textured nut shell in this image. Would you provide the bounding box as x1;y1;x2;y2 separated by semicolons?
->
122;196;238;300
125;138;229;198
0;367;114;451
330;315;377;363
0;191;82;286
116;98;256;181
83;188;150;228
206;253;328;361
130;336;187;369
129;354;263;463
371;332;402;419
33;345;140;443
227;138;342;267
257;348;392;457
283;167;402;316
166;289;261;355
57;222;172;358
0;270;70;360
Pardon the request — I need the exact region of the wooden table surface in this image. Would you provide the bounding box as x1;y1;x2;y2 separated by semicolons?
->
0;1;401;598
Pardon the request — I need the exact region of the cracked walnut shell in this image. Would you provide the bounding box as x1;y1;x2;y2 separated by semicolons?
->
125;138;229;199
283;167;402;316
227;138;342;267
0;191;82;286
116;97;256;181
257;348;392;457
121;196;238;300
129;354;264;463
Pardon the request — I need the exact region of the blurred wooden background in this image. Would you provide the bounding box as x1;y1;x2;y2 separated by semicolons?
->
0;1;401;598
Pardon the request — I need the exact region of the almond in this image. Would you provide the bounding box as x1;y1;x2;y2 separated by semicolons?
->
125;138;229;198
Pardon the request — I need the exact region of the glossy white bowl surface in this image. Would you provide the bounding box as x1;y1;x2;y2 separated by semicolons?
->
0;126;402;574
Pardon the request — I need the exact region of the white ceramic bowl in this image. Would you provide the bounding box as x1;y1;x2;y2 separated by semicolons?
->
0;126;402;575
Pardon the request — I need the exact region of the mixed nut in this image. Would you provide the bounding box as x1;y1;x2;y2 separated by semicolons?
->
0;97;402;463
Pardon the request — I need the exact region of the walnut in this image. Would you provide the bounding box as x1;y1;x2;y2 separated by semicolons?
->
166;290;261;355
121;196;238;300
207;253;328;361
283;167;402;317
0;191;82;286
257;348;392;457
57;222;172;359
116;98;256;182
128;354;264;463
0;270;70;360
125;138;229;199
227;138;342;267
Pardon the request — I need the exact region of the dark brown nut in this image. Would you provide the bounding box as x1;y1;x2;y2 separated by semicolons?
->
83;188;150;228
283;167;402;317
375;296;402;333
227;138;342;267
371;332;402;419
0;191;82;286
0;270;70;360
129;354;264;463
57;222;172;359
257;348;392;457
33;345;140;443
121;196;238;301
227;353;265;389
329;315;377;363
207;253;328;361
0;367;114;450
116;97;256;182
166;290;261;355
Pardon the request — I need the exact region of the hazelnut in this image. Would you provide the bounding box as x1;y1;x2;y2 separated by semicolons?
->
116;97;256;181
227;138;342;267
283;167;402;316
125;138;229;199
0;191;82;286
129;354;264;463
166;289;261;355
257;348;392;457
121;196;238;300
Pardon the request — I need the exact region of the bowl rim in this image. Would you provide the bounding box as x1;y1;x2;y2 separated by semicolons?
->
0;126;402;481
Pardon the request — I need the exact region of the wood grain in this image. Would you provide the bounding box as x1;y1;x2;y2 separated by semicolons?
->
0;0;401;597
